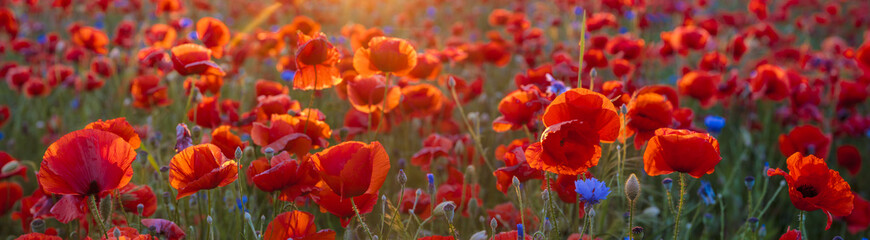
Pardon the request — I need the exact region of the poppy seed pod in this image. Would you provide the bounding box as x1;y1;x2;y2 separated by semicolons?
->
625;173;641;202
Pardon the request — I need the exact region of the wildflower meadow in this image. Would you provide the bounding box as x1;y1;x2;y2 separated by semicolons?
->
1;0;870;239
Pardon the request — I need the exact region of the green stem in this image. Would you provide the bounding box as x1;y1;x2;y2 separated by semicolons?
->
88;196;109;239
515;181;526;237
351;198;375;239
448;79;495;172
799;211;807;239
383;179;406;240
674;173;686;240
628;201;634;240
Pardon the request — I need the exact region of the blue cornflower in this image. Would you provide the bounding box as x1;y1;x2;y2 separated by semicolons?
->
574;178;611;205
698;180;716;205
281;70;296;82
546;74;569;96
704;115;726;134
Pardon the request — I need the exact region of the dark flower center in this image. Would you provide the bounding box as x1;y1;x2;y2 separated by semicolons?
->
797;184;818;198
86;180;101;196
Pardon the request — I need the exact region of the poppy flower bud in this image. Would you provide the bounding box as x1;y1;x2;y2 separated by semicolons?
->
662;178;673;191
1;160;19;174
263;147;275;159
100;196;112;220
512;176;521;188
235;147;243;160
448;76;456;88
191;126;202;140
744;176;755;190
470;231;487;240
490;217;498;232
397;169;407;185
467;198;478;214
433;201;456;218
465;165;475;181
137;203;145;216
625;173;641;202
30;219;45;233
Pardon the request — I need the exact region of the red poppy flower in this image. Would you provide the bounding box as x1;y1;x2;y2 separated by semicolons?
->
210;125;247;159
418;236;454;240
254;95;302;122
0;8;18;39
436;183;481;217
407;52;442;80
837;81;868;109
699;52;728;72
627;91;674;148
492;86;548;132
606;36;644;60
85;117;142;149
14;233;62;240
398;188;431;219
583;49;609;71
346;75;402;113
251;114;331;157
0;181;22;216
263;210;336;240
856;42;870;72
778;125;831;159
768;153;854;229
117;183;157;217
255;79;288;98
196;17;230;58
486;202;538;229
353;37;418;76
494;139;543;193
22;79;50;98
169;144;238;199
88;56;113;77
836;145;861;176
777;227;801;240
170;43;225;76
45;65;74;88
311;141;389;198
601;81;631;108
678;70;720;107
643;128;721;178
131;75;171;109
750;64;791;101
409;134;458;171
348;27;384;51
38;129;136;197
512;63;551;89
525;120;602;175
254;30;285;58
141;219;186;240
401;83;443;118
728;34;748;61
187;96;223;128
492;231;532;240
6;66;31;92
0;151;26;180
666;26;710;55
293;32;341;90
0;105;8;128
278;16;322;47
144;24;177;48
611;58;634;78
113;20;135;49
541;87;620;140
252;152;320;201
310;182;378;227
843;193;870;234
70;25;109;54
